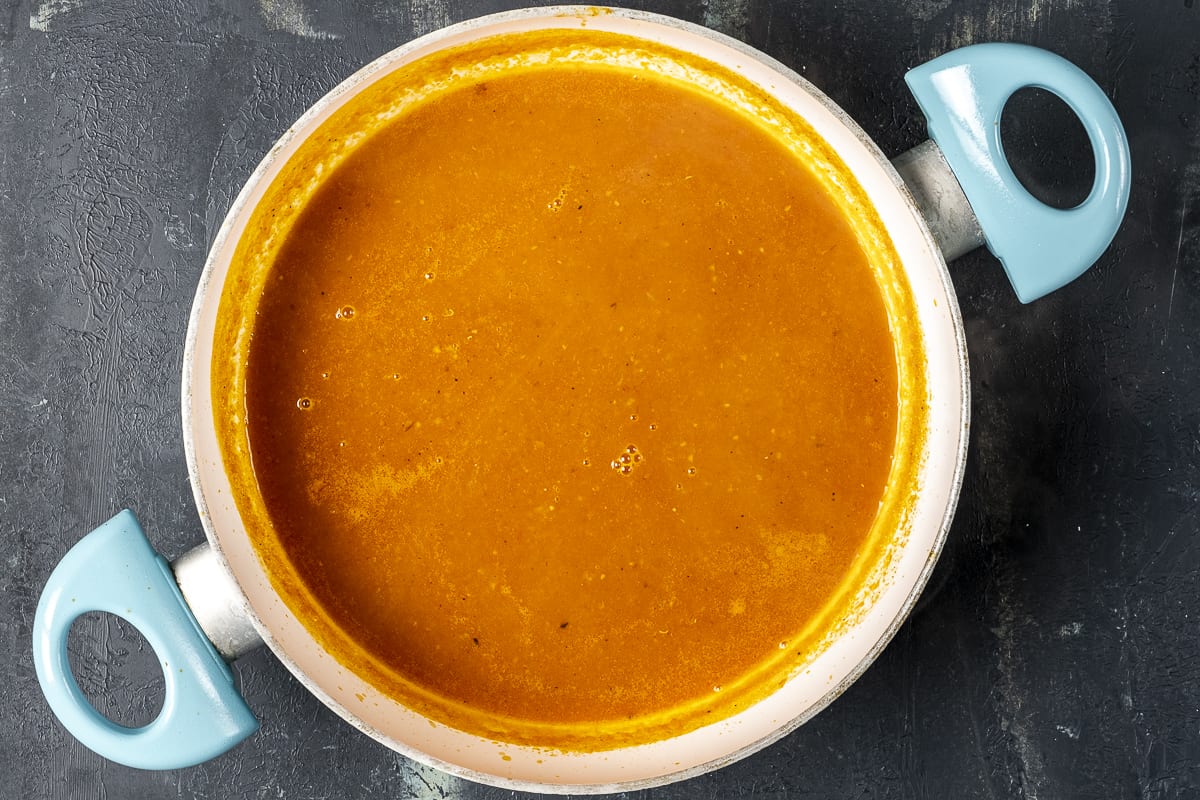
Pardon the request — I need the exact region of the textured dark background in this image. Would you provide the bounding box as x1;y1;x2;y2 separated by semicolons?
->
2;0;1198;797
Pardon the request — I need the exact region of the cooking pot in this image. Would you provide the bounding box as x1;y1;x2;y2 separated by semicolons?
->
32;6;1130;792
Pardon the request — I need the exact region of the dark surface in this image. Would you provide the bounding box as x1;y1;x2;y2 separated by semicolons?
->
1;0;1197;797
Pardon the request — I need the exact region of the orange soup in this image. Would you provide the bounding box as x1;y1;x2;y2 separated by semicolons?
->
214;30;922;749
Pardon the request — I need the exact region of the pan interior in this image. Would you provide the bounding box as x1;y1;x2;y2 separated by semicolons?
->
207;25;929;754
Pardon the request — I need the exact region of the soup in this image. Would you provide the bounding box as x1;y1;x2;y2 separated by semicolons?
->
213;29;924;749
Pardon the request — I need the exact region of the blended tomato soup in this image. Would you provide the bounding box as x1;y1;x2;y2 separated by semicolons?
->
215;29;918;750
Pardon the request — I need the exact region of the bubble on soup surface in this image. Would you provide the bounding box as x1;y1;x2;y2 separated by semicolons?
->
610;444;642;475
297;397;313;410
335;305;355;320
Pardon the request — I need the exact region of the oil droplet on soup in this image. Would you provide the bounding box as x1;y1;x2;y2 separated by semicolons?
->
238;46;899;749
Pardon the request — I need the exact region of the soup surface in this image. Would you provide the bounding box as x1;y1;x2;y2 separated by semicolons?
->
219;31;913;749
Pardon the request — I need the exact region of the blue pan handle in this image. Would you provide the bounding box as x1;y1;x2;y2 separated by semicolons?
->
905;43;1131;303
32;510;258;769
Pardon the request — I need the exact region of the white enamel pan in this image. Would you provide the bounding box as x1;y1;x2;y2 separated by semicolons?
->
33;6;1129;793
